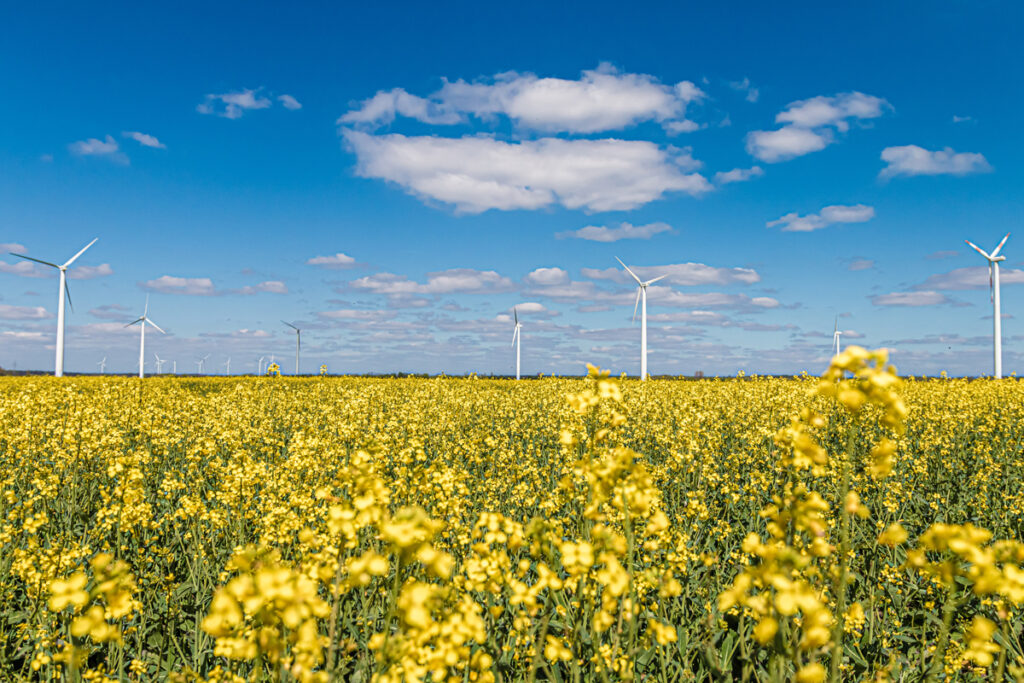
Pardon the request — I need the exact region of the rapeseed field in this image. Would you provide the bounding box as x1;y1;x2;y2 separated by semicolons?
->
2;347;1023;682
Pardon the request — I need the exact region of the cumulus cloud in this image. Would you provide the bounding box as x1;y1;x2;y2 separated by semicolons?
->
747;92;889;162
556;221;673;242
141;275;217;296
69;135;126;162
0;304;51;320
714;166;764;185
767;204;875;232
306;253;360;269
0;243;26;255
728;77;759;103
582;262;760;286
879;145;992;179
341;64;705;134
197;89;273;119
349;268;515;295
871;291;952;306
89;304;133;320
278;94;302;110
68;264;114;280
0;260;46;277
122;131;166;149
509;302;559;317
848;259;875;271
317;309;398;321
237;280;288;295
915;266;1024;291
344;130;711;213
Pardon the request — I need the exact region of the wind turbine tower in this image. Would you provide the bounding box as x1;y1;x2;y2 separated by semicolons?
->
832;318;843;357
126;296;165;379
12;238;98;376
97;357;107;374
511;307;522;380
966;233;1011;378
616;257;667;381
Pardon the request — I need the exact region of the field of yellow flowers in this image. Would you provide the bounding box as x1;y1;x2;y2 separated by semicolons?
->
2;348;1024;682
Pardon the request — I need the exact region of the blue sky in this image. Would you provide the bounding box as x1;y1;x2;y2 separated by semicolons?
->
1;1;1021;376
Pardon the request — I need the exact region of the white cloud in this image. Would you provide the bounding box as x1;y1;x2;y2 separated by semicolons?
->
122;131;166;149
848;259;875;271
767;204;875;232
556;221;673;242
510;302;558;317
746;126;829;162
0;260;47;277
306;253;360;269
952;115;974;124
278;94;302;110
0;243;27;255
317;309;397;321
341;64;705;134
349;268;515;295
523;267;570;287
879;145;992;179
0;304;51;320
728;77;759;103
714;166;764;185
68;264;114;280
238;280;288;295
917;266;1024;290
344;130;712;213
871;291;951;306
582;262;760;286
68;135;124;161
141;275;217;296
747;92;889;162
197;89;273;119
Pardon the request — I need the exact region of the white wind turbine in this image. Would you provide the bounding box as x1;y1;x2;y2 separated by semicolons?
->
154;353;166;375
832;318;843;356
196;354;210;374
12;238;98;376
616;257;667;381
224;357;231;375
97;357;107;374
257;356;265;375
125;297;165;379
511;307;522;381
282;321;301;375
966;233;1011;379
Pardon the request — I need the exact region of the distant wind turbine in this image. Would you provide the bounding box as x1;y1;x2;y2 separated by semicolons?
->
12;238;98;376
966;233;1011;378
282;321;301;375
224;357;231;375
125;296;165;379
257;356;265;375
511;307;522;380
154;353;166;374
616;257;667;381
97;357;107;374
196;354;210;374
832;318;843;356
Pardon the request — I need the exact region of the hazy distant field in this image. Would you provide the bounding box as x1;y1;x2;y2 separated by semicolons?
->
2;364;1023;681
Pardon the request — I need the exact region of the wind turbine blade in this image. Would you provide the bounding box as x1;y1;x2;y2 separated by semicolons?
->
63;238;98;268
644;274;668;286
989;263;994;302
125;317;144;327
632;287;641;322
282;320;298;330
64;279;73;313
965;240;991;259
991;233;1011;257
144;294;149;317
11;253;60;268
511;327;518;347
146;319;166;334
203;354;210;361
513;307;518;325
615;257;643;285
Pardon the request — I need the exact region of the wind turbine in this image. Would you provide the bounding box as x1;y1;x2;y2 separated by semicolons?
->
172;360;176;374
511;307;522;380
257;356;265;375
616;257;667;381
125;297;165;379
832;318;843;356
224;357;231;375
154;353;166;375
282;321;301;375
196;354;210;374
97;357;107;374
966;233;1011;378
11;238;98;376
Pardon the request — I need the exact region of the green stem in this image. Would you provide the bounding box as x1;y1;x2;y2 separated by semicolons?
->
829;421;857;683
